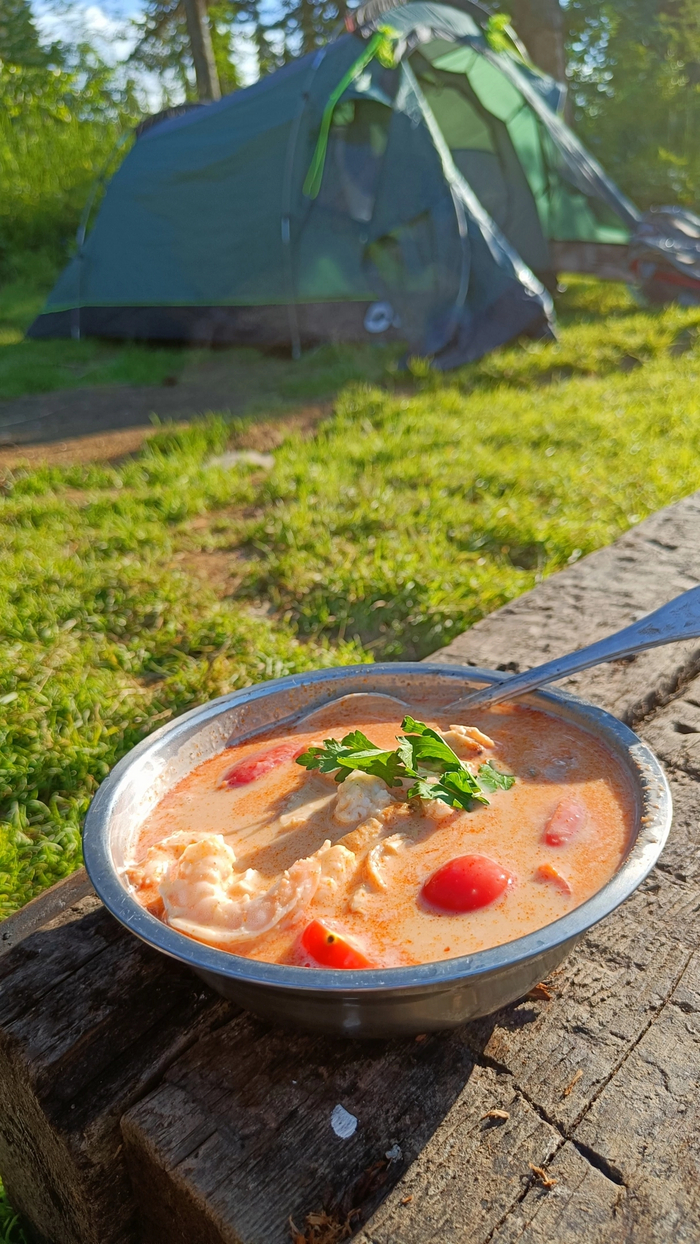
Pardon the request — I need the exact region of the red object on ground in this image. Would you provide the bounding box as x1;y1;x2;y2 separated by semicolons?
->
421;855;512;914
534;862;572;894
300;920;374;969
222;742;304;787
543;799;586;847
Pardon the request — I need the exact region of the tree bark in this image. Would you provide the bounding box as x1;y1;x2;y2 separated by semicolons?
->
182;0;221;102
507;0;566;83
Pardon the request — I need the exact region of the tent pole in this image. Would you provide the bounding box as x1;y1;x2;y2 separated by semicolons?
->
281;47;327;361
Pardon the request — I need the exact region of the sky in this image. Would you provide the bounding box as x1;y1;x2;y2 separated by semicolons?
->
33;0;143;61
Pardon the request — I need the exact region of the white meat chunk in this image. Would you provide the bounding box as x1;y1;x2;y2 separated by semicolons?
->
445;723;495;754
333;772;394;826
317;843;356;894
364;833;408;891
278;791;335;828
421;795;458;820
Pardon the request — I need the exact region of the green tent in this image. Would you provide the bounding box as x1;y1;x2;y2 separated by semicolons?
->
29;0;647;366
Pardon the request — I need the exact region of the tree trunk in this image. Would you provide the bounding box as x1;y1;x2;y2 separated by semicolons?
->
507;0;566;83
182;0;221;102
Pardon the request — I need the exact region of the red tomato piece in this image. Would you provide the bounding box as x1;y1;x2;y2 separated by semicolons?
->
222;742;304;787
421;855;513;914
300;920;374;970
543;799;586;847
534;863;572;895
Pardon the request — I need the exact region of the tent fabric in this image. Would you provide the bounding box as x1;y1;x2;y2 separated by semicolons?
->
29;0;647;363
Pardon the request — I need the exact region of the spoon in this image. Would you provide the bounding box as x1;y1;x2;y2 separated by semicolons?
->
447;584;700;712
228;585;700;744
294;692;410;731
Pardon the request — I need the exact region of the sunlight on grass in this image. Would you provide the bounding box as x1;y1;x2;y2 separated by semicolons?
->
0;277;700;917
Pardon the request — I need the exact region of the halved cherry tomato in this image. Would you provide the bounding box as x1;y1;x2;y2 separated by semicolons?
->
222;742;304;787
534;863;572;894
543;799;586;847
299;920;374;969
421;855;513;914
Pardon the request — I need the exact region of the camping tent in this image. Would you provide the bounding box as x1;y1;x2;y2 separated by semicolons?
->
27;0;699;366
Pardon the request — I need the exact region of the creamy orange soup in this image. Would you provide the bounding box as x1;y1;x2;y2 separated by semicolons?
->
124;701;634;968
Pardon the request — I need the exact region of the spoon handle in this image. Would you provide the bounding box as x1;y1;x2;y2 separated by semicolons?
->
447;585;700;712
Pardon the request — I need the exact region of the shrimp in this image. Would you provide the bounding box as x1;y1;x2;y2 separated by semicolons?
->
124;830;210;894
159;835;354;947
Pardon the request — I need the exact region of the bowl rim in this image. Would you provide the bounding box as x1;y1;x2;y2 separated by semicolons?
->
83;662;672;996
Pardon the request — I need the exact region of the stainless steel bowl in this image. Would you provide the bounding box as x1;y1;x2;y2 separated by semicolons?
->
83;664;672;1038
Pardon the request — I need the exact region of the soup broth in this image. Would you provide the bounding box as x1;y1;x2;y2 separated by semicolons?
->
124;701;634;968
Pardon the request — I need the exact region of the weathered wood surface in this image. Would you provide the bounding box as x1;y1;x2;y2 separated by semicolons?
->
0;878;234;1244
3;490;700;1244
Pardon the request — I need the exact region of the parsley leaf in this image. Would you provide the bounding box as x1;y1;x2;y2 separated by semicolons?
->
296;737;348;774
400;716;464;774
407;768;488;811
477;761;516;792
296;737;406;785
340;729;378;751
296;717;516;807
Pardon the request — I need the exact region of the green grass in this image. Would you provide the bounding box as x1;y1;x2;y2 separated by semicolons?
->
1;275;700;920
0;1182;26;1244
0;252;400;401
0;253;198;395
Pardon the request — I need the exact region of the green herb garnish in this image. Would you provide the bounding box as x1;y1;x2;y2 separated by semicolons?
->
296;717;516;811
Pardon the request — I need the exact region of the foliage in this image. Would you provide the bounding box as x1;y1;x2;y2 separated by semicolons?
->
1;279;700;920
566;0;700;209
131;0;352;89
0;45;141;268
0;1182;25;1244
130;0;243;99
0;0;54;68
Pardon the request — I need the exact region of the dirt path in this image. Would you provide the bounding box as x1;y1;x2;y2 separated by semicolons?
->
0;379;244;448
0;400;329;469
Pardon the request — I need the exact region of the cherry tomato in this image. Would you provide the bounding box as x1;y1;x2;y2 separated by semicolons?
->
421;855;513;914
534;863;572;895
299;920;374;969
222;742;304;787
543;799;586;847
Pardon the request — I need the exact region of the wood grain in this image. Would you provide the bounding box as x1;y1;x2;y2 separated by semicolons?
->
572;949;700;1242
0;901;232;1244
122;1017;560;1244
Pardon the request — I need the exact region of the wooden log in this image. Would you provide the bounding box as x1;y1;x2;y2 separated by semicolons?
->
0;878;231;1244
549;241;633;285
571;949;700;1242
118;493;700;1243
489;1142;628;1244
121;1017;561;1244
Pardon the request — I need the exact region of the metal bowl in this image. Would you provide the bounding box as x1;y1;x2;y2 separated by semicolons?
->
83;664;672;1038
